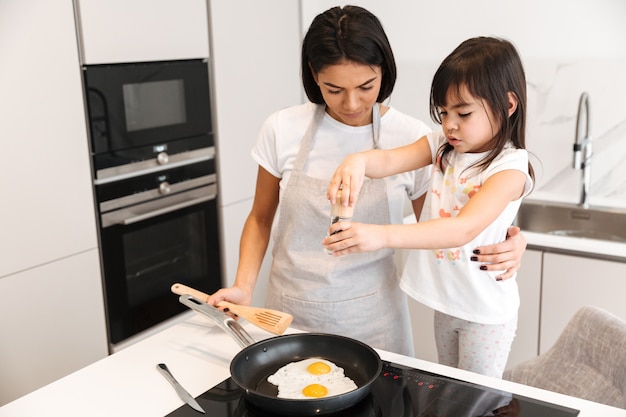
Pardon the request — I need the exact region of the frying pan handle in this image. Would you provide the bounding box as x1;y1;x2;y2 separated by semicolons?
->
179;294;256;348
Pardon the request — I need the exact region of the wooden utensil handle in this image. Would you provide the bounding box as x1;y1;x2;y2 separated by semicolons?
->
170;283;210;302
217;300;241;311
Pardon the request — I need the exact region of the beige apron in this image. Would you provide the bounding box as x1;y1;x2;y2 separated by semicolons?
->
265;104;414;356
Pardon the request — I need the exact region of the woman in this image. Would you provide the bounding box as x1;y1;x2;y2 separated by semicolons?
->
207;5;526;356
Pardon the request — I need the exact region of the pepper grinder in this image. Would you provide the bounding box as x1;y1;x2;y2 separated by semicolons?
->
325;188;354;254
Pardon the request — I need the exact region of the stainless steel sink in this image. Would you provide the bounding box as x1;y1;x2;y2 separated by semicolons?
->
515;199;626;243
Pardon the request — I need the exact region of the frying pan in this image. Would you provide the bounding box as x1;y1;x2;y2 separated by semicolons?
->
179;294;382;415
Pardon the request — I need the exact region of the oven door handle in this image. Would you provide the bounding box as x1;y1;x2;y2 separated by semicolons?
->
101;184;217;228
120;195;215;226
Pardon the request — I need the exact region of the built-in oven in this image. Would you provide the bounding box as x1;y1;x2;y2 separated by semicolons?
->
83;59;222;348
96;158;221;346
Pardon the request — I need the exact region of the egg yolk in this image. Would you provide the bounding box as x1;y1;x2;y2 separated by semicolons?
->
302;383;328;398
307;361;331;375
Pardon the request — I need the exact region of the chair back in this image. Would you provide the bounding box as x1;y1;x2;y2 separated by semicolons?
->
504;305;626;409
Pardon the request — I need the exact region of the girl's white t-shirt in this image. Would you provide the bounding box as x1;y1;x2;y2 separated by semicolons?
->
251;102;432;226
400;131;534;324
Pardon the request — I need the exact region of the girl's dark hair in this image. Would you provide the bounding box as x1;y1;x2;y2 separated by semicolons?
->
430;36;534;181
301;5;396;104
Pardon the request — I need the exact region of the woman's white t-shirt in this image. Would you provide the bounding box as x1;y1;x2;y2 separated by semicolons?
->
251;102;432;226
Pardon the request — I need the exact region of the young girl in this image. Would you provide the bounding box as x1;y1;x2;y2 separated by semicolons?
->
323;36;535;378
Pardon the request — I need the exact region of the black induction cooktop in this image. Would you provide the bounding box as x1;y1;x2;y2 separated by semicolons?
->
165;361;579;417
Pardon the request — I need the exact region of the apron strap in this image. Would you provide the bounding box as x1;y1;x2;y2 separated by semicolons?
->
293;105;326;173
372;103;381;149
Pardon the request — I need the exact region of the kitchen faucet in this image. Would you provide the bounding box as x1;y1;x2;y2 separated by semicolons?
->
572;92;592;208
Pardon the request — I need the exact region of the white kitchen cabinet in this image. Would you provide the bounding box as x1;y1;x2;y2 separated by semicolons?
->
0;249;108;405
539;252;626;353
0;0;99;278
0;0;107;406
507;249;542;369
408;296;438;362
76;0;209;64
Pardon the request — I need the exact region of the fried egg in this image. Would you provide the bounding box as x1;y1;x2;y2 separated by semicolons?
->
267;358;357;399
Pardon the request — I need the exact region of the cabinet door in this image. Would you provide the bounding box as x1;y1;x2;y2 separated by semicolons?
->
0;250;108;405
540;253;626;353
76;0;209;64
408;297;438;363
0;0;98;278
506;249;542;369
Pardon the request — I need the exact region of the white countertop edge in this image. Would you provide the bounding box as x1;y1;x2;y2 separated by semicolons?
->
524;231;626;260
1;314;625;417
526;192;626;210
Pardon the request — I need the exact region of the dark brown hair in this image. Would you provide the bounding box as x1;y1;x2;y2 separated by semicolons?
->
430;36;534;181
301;5;397;104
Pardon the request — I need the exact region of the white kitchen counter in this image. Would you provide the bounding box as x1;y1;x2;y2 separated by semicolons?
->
524;231;626;261
1;312;624;417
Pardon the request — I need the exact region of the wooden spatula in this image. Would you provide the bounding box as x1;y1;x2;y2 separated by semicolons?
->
170;283;293;335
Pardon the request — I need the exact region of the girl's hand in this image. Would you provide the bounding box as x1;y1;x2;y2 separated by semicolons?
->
322;222;386;255
472;226;527;281
327;153;368;207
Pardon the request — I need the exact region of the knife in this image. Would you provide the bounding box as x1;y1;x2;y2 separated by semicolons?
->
157;363;206;414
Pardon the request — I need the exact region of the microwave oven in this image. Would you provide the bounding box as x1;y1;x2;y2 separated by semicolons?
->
83;59;213;181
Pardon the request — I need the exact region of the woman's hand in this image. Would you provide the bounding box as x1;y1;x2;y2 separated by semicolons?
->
206;285;253;308
322;222;387;255
472;226;527;281
327;153;368;207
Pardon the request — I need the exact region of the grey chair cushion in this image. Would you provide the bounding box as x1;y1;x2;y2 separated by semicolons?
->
503;305;626;409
